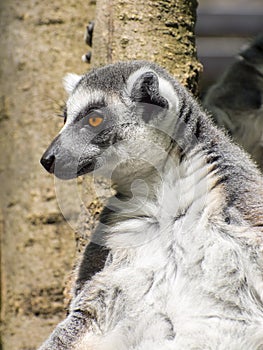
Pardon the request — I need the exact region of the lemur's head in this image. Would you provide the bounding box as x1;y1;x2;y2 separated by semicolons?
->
41;61;182;181
240;34;263;73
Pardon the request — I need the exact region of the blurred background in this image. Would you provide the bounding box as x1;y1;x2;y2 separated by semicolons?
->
196;0;263;93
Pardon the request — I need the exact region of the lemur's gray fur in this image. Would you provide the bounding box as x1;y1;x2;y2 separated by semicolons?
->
204;34;263;170
40;61;263;349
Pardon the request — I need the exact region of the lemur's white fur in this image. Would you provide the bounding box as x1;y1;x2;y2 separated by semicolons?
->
63;73;83;94
72;147;263;350
65;89;107;125
59;87;108;135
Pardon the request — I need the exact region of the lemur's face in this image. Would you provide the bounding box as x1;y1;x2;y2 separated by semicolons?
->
40;62;178;180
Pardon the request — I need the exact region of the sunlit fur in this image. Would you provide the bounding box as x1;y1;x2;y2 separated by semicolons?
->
39;61;263;350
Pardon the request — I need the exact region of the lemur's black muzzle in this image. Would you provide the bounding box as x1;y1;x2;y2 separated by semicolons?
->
40;132;97;179
40;135;60;174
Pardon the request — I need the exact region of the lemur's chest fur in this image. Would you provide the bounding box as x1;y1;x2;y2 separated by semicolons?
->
73;149;263;350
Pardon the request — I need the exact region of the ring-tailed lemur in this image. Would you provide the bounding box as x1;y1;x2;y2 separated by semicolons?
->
203;34;263;170
39;61;263;350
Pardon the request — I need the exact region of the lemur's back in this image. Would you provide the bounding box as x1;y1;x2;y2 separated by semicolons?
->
204;34;263;171
39;61;263;350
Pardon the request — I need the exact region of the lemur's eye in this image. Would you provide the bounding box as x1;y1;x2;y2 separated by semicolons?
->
88;115;104;127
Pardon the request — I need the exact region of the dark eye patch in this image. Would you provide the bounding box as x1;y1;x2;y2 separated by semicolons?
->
77;110;106;130
75;102;107;123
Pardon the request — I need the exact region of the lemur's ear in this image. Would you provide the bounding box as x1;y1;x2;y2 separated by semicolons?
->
130;71;169;109
63;73;83;94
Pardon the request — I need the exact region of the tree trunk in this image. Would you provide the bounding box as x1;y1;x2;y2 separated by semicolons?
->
0;1;95;349
91;0;201;93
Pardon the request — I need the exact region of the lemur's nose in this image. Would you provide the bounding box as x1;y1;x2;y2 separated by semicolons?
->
40;134;61;174
40;151;55;174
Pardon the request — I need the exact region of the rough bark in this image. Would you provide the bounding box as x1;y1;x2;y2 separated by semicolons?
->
0;1;95;349
91;0;202;93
